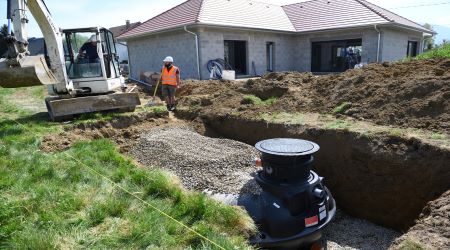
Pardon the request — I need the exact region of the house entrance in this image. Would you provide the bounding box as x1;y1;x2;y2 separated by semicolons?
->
224;40;247;75
311;39;362;72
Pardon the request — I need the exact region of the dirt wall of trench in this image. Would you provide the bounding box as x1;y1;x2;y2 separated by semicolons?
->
179;112;450;231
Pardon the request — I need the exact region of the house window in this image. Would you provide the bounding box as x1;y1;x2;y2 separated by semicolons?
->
407;41;418;57
311;39;362;72
266;42;274;72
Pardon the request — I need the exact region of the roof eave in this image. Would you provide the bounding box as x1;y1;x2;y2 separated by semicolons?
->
118;22;297;41
296;22;389;34
380;22;436;35
117;24;196;41
196;23;297;34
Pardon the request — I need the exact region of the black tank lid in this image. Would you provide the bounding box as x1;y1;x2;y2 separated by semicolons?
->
255;138;320;156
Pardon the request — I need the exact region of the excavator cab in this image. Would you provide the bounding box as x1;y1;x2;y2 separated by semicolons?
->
62;27;124;95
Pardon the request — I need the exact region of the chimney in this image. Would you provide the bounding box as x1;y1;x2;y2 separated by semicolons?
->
126;20;131;29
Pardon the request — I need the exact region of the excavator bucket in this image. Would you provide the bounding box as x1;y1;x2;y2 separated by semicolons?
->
45;93;141;121
0;55;58;88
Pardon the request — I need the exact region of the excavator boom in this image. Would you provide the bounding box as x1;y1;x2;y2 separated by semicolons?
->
0;0;140;121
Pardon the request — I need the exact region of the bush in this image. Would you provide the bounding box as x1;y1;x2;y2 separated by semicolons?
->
409;44;450;60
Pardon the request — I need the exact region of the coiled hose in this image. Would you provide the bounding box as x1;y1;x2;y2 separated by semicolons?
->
207;59;233;79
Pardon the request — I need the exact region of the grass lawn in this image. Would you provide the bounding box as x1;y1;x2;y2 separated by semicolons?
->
0;86;255;249
406;43;450;61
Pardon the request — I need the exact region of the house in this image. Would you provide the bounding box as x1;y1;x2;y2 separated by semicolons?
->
27;37;45;56
117;0;434;80
109;20;141;63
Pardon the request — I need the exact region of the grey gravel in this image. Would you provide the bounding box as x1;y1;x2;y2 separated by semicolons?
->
131;127;262;195
324;210;400;250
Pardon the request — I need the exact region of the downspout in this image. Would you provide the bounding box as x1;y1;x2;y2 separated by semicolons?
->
374;25;381;62
184;26;201;80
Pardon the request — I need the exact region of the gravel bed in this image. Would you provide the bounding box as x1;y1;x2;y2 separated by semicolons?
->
131;127;261;194
324;210;400;250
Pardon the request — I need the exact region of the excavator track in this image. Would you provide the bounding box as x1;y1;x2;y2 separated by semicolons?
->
45;92;141;121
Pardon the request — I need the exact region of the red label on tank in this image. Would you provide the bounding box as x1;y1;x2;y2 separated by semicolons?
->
305;215;319;227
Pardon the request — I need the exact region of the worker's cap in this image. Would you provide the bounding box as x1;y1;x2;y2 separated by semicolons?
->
163;56;174;63
88;35;97;42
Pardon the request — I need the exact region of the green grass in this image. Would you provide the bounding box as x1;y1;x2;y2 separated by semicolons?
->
396;239;426;250
73;105;168;125
326;119;351;130
0;88;255;249
430;133;447;140
243;95;277;106
406;43;450;61
332;102;352;115
261;112;305;125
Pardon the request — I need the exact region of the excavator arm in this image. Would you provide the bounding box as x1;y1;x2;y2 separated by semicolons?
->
0;0;73;95
0;0;140;121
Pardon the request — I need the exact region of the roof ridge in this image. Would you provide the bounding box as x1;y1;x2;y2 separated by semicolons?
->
358;0;432;31
196;0;206;22
354;0;393;22
282;0;320;8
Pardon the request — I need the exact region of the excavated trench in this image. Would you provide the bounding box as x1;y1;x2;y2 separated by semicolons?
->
176;111;450;232
41;111;449;248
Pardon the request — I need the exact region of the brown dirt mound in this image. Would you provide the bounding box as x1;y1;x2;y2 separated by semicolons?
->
392;190;450;250
41;112;173;153
178;59;450;133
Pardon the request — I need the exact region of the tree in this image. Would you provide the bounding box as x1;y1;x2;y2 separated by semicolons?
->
0;24;9;57
423;23;435;51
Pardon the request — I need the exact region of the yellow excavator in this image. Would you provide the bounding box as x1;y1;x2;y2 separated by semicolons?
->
0;0;140;120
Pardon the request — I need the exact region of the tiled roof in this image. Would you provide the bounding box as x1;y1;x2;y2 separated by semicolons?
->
356;0;433;33
198;0;296;32
118;0;432;39
110;22;142;38
283;0;388;32
119;0;203;39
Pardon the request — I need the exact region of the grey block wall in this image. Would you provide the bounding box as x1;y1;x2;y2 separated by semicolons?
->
124;25;425;80
380;27;423;62
126;31;198;80
195;27;297;79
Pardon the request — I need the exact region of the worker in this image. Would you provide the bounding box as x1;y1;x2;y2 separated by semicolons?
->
79;35;99;63
160;56;180;111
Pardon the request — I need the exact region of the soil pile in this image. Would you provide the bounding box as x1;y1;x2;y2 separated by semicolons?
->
178;59;450;133
131;127;261;194
41;112;169;153
392;190;450;250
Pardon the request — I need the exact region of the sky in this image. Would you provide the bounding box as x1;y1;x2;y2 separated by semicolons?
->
1;0;449;41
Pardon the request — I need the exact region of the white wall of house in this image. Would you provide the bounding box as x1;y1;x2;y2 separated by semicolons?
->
126;31;198;79
116;42;129;63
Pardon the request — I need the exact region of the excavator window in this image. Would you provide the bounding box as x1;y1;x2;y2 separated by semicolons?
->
63;31;103;79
